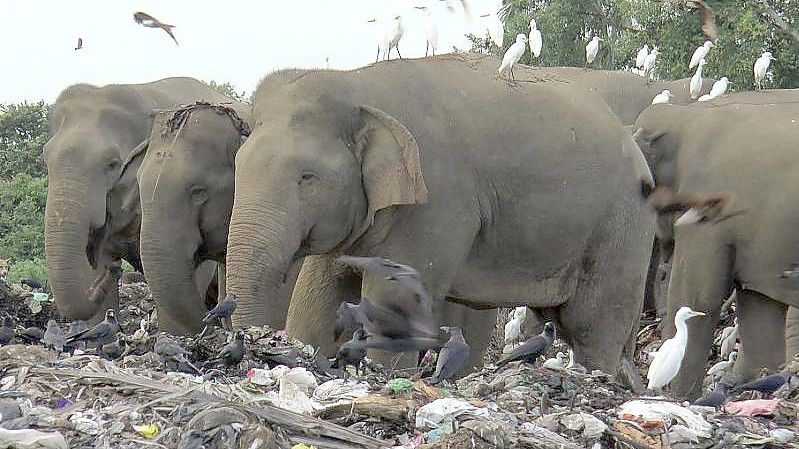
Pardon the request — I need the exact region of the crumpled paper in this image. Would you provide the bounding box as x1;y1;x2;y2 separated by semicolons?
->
313;379;370;405
415;398;491;429
277;367;319;415
560;412;608;439
0;428;68;449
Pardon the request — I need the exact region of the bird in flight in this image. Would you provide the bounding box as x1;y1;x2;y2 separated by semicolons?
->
133;11;179;46
74;38;83;51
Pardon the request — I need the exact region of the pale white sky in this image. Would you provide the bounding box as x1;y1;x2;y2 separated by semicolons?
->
0;0;502;103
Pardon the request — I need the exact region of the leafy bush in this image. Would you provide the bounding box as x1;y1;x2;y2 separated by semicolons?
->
6;258;47;284
0;101;48;180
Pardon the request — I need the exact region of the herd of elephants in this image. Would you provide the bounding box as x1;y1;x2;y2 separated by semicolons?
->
40;53;798;399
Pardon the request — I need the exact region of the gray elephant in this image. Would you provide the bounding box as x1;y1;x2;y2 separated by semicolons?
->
634;92;799;397
225;54;655;374
135;102;260;334
44;78;232;326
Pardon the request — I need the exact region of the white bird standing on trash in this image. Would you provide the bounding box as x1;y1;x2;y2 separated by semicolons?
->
415;6;439;57
635;44;649;69
754;51;776;90
689;40;714;69
707;350;737;377
647;306;706;391
498;34;528;81
480;11;504;47
528;18;542;58
542;351;568;370
384;15;405;61
585;36;601;67
642;47;659;79
652;89;673;105
709;77;729;99
690;58;707;100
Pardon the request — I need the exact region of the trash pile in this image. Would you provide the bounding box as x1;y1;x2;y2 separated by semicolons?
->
1;280;799;449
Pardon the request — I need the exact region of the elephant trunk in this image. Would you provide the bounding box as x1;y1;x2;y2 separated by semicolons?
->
44;178;109;321
139;214;206;334
226;198;300;329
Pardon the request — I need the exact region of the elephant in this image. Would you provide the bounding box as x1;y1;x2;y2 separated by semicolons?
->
633;92;799;398
225;53;655;374
135;101;269;334
44;78;232;327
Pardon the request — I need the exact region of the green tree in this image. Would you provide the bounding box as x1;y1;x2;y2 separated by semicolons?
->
205;80;248;102
0;173;47;274
481;0;798;90
0;101;48;180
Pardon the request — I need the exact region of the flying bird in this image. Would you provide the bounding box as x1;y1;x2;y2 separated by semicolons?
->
685;0;717;43
498;34;528;81
734;371;791;395
642;47;659;79
652;90;673;105
74;38;83;51
331;328;368;377
133;11;179;46
415;6;439;57
479;12;504;47
429;326;471;384
641;185;747;226
693;382;729;408
754;51;776;90
528;19;542;58
585;36;602;68
635;44;649;69
335;256;431;304
43;320;65;352
208;330;246;367
496;322;556;368
646;306;705;391
707;350;737;377
385;15;405;61
690;58;707;100
709;77;729;99
780;263;799;287
64;309;120;347
689;41;714;69
0;317;14;345
334;298;375;341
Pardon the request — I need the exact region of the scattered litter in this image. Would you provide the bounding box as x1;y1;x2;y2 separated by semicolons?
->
415;397;489;429
132;423;159;439
725;398;781;417
387;378;414;394
560;412;607;438
0;428;68;449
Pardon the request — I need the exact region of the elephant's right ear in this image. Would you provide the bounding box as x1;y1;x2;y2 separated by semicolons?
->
353;105;429;226
118;139;150;213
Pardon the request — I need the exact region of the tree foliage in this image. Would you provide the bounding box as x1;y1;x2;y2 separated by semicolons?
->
0;173;47;262
474;0;798;90
205;80;248;102
0;101;48;180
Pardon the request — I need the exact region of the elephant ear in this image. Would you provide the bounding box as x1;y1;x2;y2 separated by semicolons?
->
117;139;149;214
354;105;429;226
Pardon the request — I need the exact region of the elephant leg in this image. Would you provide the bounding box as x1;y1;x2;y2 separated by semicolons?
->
734;289;786;380
285;255;361;356
217;263;227;301
786;307;799;362
666;229;733;399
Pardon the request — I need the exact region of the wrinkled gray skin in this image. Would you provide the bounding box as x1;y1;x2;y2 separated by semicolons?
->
136;102;274;334
634;91;799;398
226;54;655;374
44;78;231;326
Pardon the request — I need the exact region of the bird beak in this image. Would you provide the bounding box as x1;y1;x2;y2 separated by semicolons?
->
690;311;706;317
674;208;703;226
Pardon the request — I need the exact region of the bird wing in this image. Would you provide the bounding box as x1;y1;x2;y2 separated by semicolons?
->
647;338;683;389
499;335;545;365
162;26;179;46
689;47;704;69
707;360;730;376
686;0;717;42
530;30;542;57
133;12;158;25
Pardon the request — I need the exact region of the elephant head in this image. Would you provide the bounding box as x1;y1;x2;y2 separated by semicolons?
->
226;76;428;327
44;84;154;321
137;102;251;334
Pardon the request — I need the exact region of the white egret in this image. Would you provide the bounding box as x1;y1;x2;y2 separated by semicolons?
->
585;36;602;67
652;89;673;105
647;306;706;391
498;34;528;81
698;94;712;102
689;40;714;69
707;350;737;377
635;44;649;69
414;6;439;57
529;18;542;58
542;351;568;370
566;348;587;373
709;77;729;99
754;51;776;90
690;58;707;100
366;17;389;63
384;15;405;61
479;12;504;47
718;318;737;358
503;306;527;347
642;47;659;79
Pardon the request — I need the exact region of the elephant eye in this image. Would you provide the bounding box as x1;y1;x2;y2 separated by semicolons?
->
299;171;317;184
105;159;120;171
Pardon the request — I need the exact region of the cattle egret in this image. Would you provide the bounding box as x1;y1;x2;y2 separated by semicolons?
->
689;40;714;69
529;19;542;58
718;318;737;359
698;94;712;102
754;51;776;90
566;349;587;373
690;58;707;100
647;306;706;391
635;44;649;69
367;17;389;63
415;6;439;56
709;77;729;98
385;15;405;61
652;89;672;105
642;47;659;79
542;351;568;370
585;36;602;67
707;350;737;377
503;306;527;347
498;34;528;81
478;12;504;47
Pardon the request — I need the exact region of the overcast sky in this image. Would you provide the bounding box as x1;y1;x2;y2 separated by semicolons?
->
0;0;502;103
